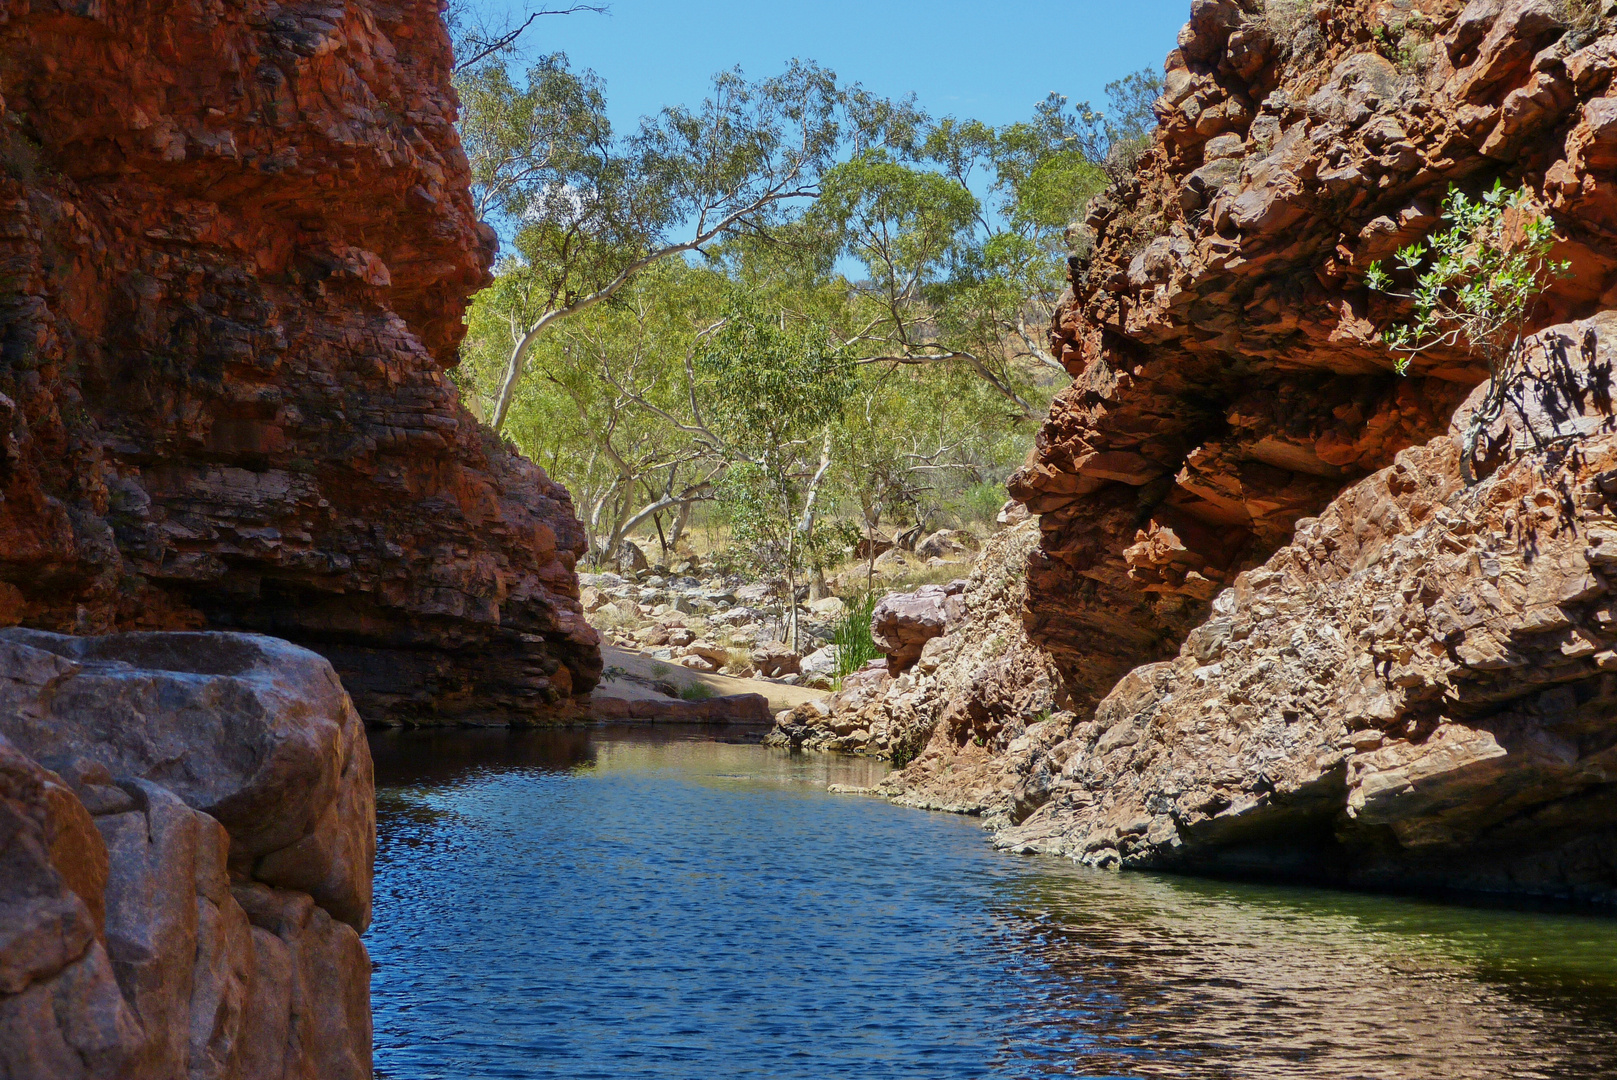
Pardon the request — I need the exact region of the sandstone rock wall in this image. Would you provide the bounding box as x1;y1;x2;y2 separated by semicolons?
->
0;630;373;1079
0;0;600;724
999;314;1617;902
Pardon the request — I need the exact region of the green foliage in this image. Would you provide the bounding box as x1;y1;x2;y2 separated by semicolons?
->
679;681;717;702
830;593;881;685
454;57;1163;573
1371;16;1434;75
955;481;1009;526
1367;182;1568;376
888;736;924;770
695;300;853;458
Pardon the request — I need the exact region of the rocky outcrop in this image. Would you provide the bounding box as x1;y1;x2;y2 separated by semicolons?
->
1011;0;1617;716
769;524;1074;821
997;313;1617;902
869;582;967;673
776;3;1617;903
0;630;373;1079
0;0;599;724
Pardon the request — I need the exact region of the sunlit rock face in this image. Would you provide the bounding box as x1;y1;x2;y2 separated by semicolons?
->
0;0;600;723
1000;313;1617;902
0;630;374;1079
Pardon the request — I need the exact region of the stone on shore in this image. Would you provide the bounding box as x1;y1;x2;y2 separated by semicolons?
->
0;631;374;1079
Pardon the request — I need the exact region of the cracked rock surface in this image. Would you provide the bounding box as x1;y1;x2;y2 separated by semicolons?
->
0;631;374;1079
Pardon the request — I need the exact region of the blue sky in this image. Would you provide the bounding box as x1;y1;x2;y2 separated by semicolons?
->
488;1;1191;134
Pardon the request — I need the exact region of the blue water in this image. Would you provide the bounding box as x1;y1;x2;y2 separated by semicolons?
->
368;726;1617;1080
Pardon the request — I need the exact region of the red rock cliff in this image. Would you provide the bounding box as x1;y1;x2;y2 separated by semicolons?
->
0;0;601;722
1012;0;1612;712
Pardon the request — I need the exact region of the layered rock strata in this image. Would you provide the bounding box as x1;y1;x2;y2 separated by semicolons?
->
0;630;373;1079
0;0;599;723
999;313;1617;901
1013;0;1617;714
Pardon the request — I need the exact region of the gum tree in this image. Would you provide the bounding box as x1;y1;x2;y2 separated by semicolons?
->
699;302;853;651
460;57;888;433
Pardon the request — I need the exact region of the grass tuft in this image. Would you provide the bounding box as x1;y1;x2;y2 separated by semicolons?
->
679;681;717;702
830;592;882;686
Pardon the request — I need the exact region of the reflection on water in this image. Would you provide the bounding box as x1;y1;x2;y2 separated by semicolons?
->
369;727;1617;1079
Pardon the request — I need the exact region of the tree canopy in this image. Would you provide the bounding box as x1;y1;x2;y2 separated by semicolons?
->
450;44;1160;569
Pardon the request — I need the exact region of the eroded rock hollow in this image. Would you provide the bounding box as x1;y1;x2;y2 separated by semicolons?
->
0;0;600;723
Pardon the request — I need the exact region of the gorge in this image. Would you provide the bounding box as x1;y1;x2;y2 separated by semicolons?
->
8;0;1617;1075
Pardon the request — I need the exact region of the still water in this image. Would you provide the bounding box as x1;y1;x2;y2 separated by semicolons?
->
369;726;1617;1080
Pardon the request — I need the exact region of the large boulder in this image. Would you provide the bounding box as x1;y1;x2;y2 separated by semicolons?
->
0;629;373;931
0;734;143;1080
0;631;374;1079
750;641;801;679
870;583;969;672
916;529;981;560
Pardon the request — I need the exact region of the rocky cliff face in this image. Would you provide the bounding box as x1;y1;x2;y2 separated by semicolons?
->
1011;0;1617;714
0;0;600;723
1000;313;1617;901
781;0;1617;902
0;630;374;1079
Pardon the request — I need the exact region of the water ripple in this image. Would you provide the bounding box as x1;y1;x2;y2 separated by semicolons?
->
369;727;1617;1079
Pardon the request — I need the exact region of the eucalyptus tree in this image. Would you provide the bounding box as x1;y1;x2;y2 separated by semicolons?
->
458;261;735;562
807;72;1160;421
444;1;606;75
698;302;853;650
452;64;1165;582
459;56;900;433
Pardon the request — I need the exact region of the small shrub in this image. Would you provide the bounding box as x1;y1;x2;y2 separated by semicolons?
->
878;562;974;590
889;737;923;770
1372;17;1434;76
1255;0;1309;38
0;122;41;183
1243;0;1320;63
1366;181;1569;482
1366;182;1566;376
954;481;1008;526
1562;0;1609;38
